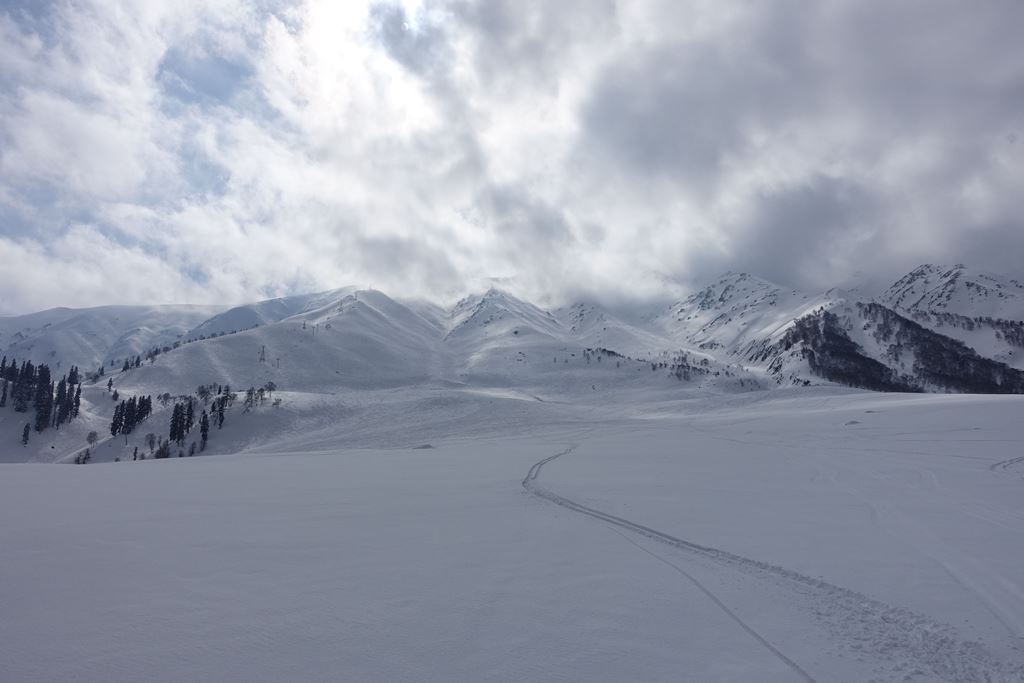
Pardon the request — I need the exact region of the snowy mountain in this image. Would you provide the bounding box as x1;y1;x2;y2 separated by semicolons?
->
555;302;671;354
762;300;1024;393
647;269;1024;393
0;304;224;371
4;266;1024;464
882;264;1024;320
446;287;563;341
117;289;446;395
182;287;379;340
653;272;833;361
879;264;1024;369
440;288;748;390
2;267;1022;399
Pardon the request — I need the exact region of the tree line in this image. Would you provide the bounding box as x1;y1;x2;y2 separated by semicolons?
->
1;357;83;438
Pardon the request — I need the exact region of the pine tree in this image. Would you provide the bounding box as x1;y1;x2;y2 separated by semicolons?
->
200;410;210;450
107;377;113;392
122;359;130;372
123;397;137;434
169;403;184;445
68;366;79;386
0;356;5;380
33;366;53;432
54;378;68;427
72;384;81;418
13;361;34;412
22;423;29;446
0;379;6;408
110;402;124;437
185;399;194;433
59;376;73;424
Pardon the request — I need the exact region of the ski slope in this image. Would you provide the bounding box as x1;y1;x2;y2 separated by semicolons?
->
2;389;1023;682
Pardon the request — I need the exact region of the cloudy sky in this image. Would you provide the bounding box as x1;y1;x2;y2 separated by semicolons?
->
0;0;1022;313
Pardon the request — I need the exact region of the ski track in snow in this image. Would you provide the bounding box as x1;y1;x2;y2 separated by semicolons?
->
989;455;1024;472
523;446;1024;683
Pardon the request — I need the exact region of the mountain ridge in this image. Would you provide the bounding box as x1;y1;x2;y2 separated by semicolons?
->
2;264;1023;397
4;264;1024;464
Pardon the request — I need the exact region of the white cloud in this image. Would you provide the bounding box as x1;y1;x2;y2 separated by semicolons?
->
0;0;1022;314
0;225;212;314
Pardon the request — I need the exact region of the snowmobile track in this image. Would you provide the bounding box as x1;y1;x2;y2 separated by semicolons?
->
989;455;1024;471
524;446;815;681
523;446;1024;683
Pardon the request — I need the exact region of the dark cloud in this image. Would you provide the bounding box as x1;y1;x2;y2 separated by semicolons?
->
580;43;800;188
487;185;572;245
579;2;817;185
573;0;1024;290
730;176;881;287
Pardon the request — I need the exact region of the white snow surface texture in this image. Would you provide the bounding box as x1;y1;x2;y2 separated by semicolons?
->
2;266;1024;682
3;390;1024;682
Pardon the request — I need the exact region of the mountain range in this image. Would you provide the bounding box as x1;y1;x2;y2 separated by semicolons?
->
3;264;1023;396
3;263;1024;463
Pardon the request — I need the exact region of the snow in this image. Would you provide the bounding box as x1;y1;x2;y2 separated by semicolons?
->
882;264;1024;321
2;388;1024;682
0;304;224;371
879;265;1024;369
554;302;675;357
3;269;1024;679
183;287;362;340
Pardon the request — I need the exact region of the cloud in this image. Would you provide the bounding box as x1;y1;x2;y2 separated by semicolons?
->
0;0;1022;314
0;225;213;314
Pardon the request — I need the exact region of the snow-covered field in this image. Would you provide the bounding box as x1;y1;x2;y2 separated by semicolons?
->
3;388;1023;682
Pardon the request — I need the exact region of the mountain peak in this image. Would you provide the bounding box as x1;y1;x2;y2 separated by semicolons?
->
882;264;1024;320
682;271;787;313
446;287;560;339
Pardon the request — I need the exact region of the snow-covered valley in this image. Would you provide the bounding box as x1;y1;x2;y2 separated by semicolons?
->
2;389;1023;681
2;266;1024;681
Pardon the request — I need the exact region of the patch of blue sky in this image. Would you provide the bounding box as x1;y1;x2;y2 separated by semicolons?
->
0;179;90;239
157;46;255;108
176;144;231;200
